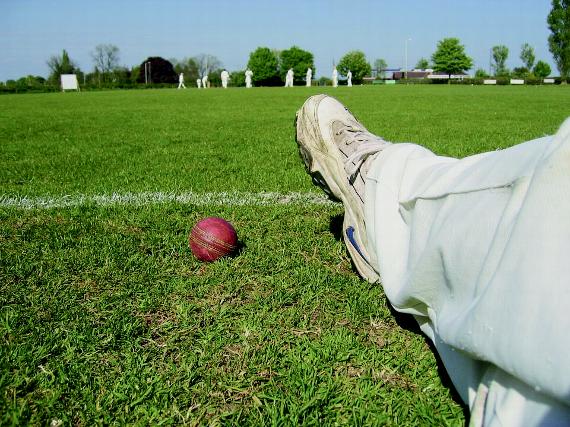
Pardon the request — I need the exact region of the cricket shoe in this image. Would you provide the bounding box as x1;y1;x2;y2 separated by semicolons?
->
295;95;391;283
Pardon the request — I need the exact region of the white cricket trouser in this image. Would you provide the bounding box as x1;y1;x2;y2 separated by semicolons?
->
365;119;570;426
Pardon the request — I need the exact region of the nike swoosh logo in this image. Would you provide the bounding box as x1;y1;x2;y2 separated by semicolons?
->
345;226;368;264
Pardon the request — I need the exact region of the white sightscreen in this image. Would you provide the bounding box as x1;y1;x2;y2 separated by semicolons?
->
60;74;79;91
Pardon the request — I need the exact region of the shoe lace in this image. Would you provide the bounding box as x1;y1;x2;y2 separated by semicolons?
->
336;125;388;179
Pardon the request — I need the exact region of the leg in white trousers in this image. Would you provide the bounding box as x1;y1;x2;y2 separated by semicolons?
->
365;119;570;426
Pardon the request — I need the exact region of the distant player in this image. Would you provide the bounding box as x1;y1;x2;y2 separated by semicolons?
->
221;70;230;89
306;68;312;87
245;69;253;88
347;70;352;87
177;73;186;89
202;75;208;89
332;67;338;87
196;78;202;89
285;69;294;87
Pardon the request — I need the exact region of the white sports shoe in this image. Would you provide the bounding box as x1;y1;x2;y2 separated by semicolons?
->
295;95;391;282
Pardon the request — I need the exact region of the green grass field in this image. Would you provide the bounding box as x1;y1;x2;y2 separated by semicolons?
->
1;85;569;426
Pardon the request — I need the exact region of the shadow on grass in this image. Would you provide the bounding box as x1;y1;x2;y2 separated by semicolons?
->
233;240;247;258
329;213;470;424
388;306;470;424
329;213;344;241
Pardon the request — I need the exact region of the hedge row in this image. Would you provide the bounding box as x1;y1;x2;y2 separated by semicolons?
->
367;77;566;85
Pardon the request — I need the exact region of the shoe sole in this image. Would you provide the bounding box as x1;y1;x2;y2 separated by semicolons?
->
295;97;379;283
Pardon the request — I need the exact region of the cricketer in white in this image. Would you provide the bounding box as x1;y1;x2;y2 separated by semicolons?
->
285;68;294;87
332;67;338;87
245;69;253;88
296;94;570;426
306;68;312;87
221;70;230;89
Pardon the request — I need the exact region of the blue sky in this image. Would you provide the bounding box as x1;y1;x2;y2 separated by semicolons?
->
1;0;556;81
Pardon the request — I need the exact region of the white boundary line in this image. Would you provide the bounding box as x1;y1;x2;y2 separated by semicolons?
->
0;191;336;209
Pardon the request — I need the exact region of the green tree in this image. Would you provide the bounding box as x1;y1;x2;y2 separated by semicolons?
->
547;0;570;80
431;38;473;77
512;67;530;78
230;70;246;87
279;46;315;83
337;50;371;84
474;68;489;78
492;45;510;76
208;68;224;87
111;67;132;86
13;75;47;92
520;43;536;70
47;49;80;85
534;60;553;78
247;47;280;86
416;58;430;69
130;66;140;84
374;58;387;78
271;49;282;75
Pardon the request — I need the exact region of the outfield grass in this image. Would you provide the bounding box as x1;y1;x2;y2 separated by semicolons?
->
1;85;569;426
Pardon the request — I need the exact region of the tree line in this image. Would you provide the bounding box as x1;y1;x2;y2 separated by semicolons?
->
428;39;553;79
0;45;372;93
2;0;568;93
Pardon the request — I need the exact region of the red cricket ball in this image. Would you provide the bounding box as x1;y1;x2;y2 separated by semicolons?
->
189;217;238;262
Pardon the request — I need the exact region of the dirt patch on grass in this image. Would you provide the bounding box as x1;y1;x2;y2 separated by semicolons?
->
373;369;416;390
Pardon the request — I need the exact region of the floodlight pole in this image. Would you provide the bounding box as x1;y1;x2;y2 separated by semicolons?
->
405;38;412;80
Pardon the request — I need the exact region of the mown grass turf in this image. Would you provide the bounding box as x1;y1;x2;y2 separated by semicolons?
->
2;85;569;197
1;85;569;426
